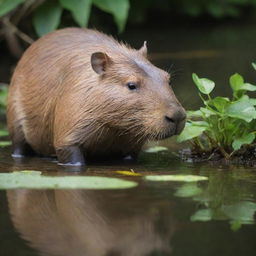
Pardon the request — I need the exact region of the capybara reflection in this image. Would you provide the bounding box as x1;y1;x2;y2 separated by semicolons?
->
7;189;176;256
7;28;186;165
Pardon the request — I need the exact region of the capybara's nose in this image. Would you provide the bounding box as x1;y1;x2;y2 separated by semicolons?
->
165;107;186;135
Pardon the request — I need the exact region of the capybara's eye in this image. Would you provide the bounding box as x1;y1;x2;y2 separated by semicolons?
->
127;82;137;90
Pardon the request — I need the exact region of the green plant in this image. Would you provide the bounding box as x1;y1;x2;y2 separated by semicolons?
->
0;83;8;113
177;62;256;159
0;0;129;37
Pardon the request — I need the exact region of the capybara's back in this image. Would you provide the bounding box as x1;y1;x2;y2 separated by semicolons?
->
7;28;186;165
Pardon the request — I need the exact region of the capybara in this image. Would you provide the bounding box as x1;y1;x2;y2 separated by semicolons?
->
7;28;186;165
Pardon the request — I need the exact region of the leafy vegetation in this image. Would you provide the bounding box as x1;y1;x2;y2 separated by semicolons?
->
177;62;256;159
0;0;130;38
0;83;8;113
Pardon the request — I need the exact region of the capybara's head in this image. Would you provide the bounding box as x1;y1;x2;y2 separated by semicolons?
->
90;43;186;141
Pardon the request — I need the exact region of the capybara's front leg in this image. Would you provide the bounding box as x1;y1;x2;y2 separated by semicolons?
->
12;142;36;158
56;146;85;166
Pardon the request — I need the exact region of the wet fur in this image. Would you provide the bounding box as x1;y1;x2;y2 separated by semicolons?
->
7;28;185;163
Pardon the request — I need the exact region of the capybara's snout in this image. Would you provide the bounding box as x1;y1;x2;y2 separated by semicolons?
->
164;104;186;136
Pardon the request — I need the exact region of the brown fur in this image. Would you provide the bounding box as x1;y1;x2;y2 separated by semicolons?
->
7;28;185;164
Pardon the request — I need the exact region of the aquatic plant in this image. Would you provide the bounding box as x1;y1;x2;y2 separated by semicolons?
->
0;83;8;113
177;62;256;159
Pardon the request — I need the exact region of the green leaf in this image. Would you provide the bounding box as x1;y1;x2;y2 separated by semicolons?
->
33;0;62;36
190;209;212;222
200;107;216;117
249;98;256;105
177;122;207;142
208;97;230;112
0;130;9;137
240;83;256;91
174;183;203;197
0;172;137;189
187;110;203;118
59;0;91;27
144;175;208;182
192;73;215;94
225;100;256;122
252;62;256;70
0;0;25;17
230;73;244;92
232;133;255;151
93;0;130;32
0;141;11;147
0;85;8;108
144;146;168;153
190;121;208;127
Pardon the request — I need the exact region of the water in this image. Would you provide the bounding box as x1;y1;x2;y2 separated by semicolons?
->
1;146;256;256
1;23;256;256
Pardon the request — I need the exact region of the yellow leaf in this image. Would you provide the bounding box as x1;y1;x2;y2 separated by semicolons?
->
114;170;141;176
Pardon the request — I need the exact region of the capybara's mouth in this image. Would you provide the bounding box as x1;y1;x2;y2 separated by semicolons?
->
152;130;176;141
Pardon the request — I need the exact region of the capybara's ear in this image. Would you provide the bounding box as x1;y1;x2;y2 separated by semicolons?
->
91;52;113;74
138;41;147;58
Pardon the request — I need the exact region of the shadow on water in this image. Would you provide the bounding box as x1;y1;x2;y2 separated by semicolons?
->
1;24;256;256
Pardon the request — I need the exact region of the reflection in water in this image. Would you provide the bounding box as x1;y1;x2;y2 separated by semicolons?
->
7;188;176;256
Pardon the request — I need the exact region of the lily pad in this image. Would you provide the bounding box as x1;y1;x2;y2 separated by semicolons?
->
144;146;168;153
0;130;9;137
0;172;138;190
0;141;11;147
144;175;208;182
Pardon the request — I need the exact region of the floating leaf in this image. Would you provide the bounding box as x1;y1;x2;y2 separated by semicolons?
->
177;123;207;142
144;175;208;182
232;133;255;151
0;0;25;17
114;170;141;176
0;141;11;147
192;73;215;94
15;170;42;175
0;130;9;137
144;146;168;153
0;172;137;190
33;0;62;36
60;0;91;27
190;209;212;222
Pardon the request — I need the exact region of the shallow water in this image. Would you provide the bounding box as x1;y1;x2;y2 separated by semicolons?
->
1;146;256;256
1;24;256;256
